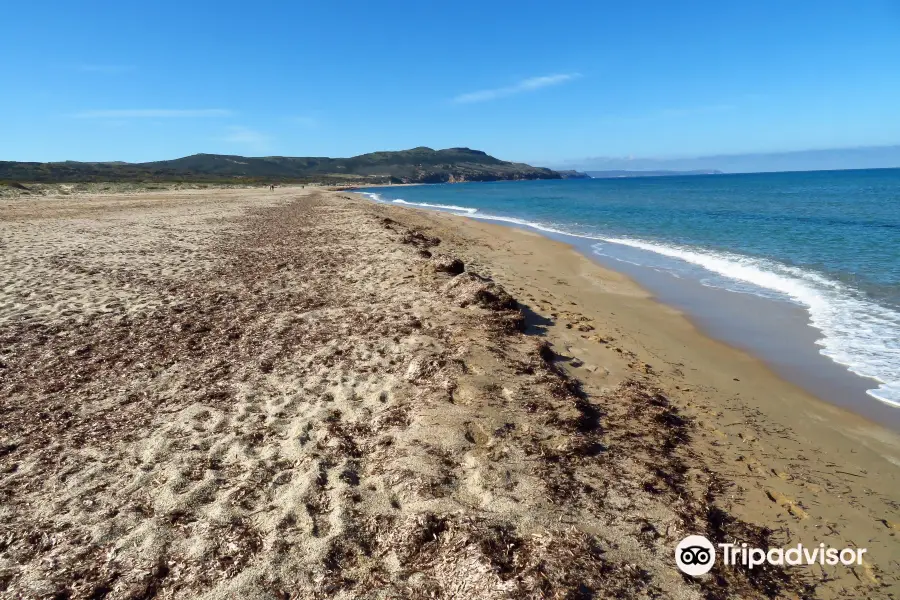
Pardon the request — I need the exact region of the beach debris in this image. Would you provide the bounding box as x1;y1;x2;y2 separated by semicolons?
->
432;255;465;275
537;340;556;363
400;230;440;248
765;489;810;519
444;272;516;311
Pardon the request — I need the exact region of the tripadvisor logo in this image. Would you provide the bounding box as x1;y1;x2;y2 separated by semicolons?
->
676;535;716;576
675;535;868;576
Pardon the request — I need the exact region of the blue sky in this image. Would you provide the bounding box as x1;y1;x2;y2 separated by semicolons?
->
1;0;899;166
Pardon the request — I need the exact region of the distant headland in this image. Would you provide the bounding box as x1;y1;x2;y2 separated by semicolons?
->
0;147;563;185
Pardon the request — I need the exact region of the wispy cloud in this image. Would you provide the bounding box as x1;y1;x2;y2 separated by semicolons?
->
77;64;136;74
73;109;233;119
452;73;581;104
218;126;272;153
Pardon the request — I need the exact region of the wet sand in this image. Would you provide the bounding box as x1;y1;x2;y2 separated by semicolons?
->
0;186;898;599
580;239;900;429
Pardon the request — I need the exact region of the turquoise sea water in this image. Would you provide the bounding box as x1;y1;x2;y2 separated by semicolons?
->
360;169;900;407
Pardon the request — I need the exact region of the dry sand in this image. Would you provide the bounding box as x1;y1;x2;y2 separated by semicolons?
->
0;186;897;599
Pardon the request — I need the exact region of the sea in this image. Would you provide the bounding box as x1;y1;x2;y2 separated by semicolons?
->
359;168;900;417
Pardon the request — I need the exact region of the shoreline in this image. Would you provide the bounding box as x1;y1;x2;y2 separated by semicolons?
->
2;187;898;598
364;194;900;594
354;187;899;427
357;192;900;458
568;230;900;429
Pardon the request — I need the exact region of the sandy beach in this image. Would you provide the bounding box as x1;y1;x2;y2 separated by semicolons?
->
1;186;898;599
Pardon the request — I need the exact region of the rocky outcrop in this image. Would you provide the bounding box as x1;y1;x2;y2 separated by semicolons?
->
555;170;591;179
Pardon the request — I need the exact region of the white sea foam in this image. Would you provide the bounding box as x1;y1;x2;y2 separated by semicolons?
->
588;238;900;408
468;212;601;238
358;191;900;407
391;199;479;214
359;192;479;214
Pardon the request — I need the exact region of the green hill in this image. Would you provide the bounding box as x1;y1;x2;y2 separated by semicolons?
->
1;147;560;184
